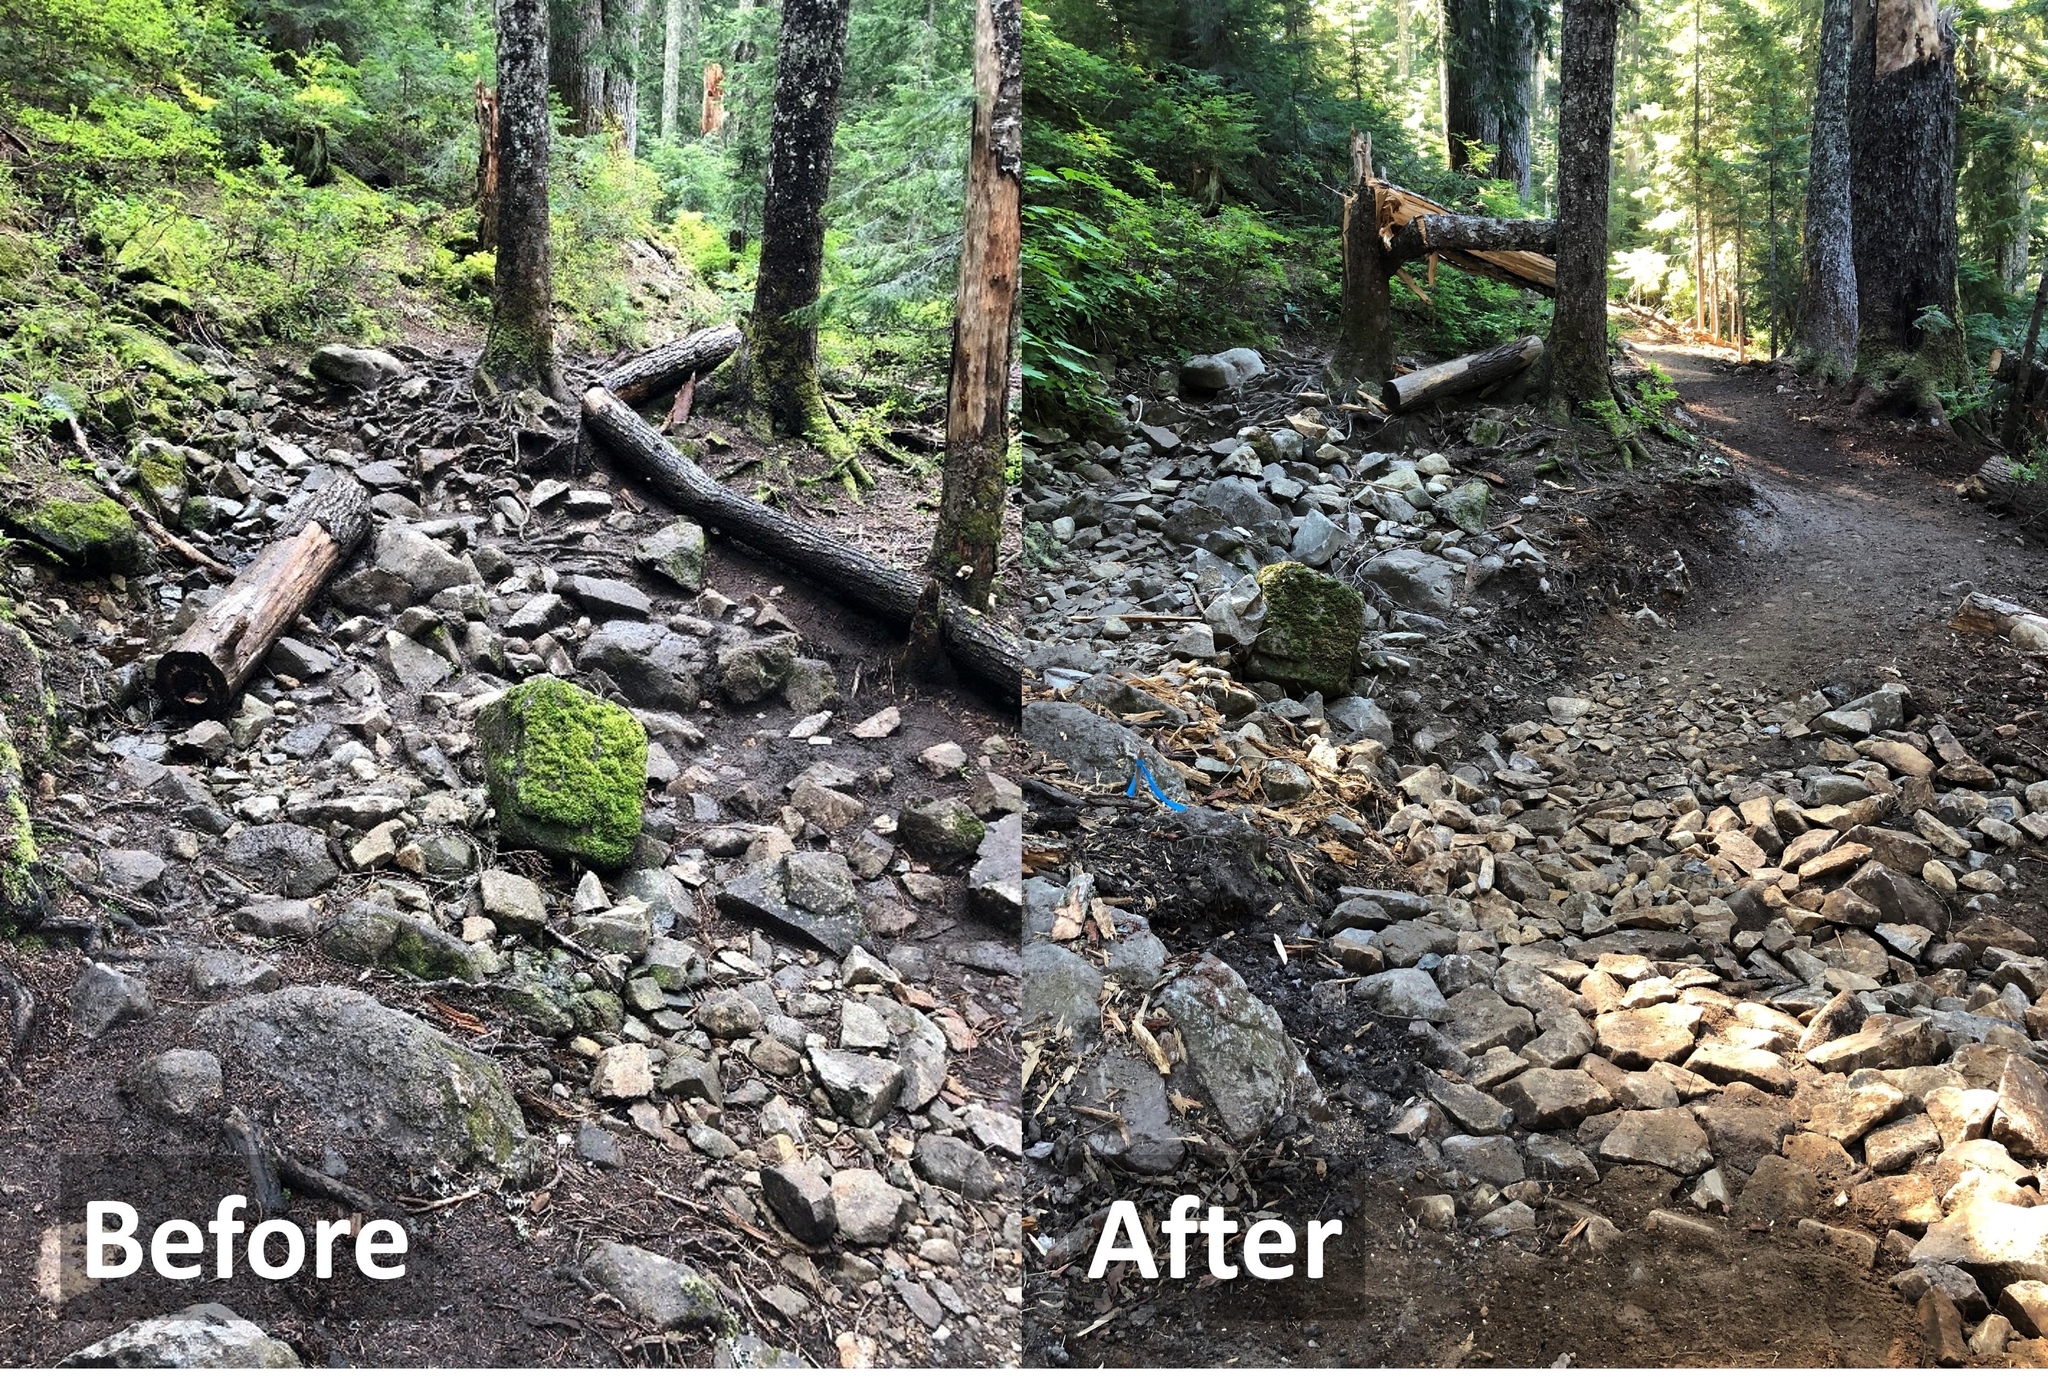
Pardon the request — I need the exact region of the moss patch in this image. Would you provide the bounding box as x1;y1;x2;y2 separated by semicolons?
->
2;495;149;575
477;676;647;869
0;713;38;927
1244;561;1365;695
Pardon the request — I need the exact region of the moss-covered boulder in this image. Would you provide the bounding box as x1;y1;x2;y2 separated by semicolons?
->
0;493;150;575
1242;562;1364;695
107;323;209;387
131;441;193;524
478;677;647;869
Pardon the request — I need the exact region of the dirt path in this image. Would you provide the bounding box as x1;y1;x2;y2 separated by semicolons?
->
1622;341;2045;690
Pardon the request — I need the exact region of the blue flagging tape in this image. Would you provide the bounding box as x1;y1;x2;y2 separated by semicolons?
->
1124;758;1187;812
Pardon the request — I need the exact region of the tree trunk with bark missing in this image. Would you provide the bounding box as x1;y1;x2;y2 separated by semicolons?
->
928;0;1021;618
481;0;566;400
475;82;501;251
581;389;1024;695
1544;0;1620;412
1388;214;1556;260
157;478;372;719
1442;0;1499;171
1385;336;1546;411
748;0;853;452
602;0;647;153
1797;0;1856;382
1849;0;1965;396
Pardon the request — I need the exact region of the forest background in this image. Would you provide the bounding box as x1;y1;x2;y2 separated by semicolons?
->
0;0;976;454
1022;0;2048;430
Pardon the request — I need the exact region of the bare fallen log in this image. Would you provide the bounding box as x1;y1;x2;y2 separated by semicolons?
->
1387;214;1558;264
156;475;372;718
1384;335;1546;413
1952;591;2048;651
580;387;1025;697
601;323;745;405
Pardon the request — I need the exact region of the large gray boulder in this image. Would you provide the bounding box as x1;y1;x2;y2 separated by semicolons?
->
1022;701;1186;799
1359;549;1462;615
191;986;530;1180
59;1304;300;1367
1159;954;1323;1144
310;343;408;389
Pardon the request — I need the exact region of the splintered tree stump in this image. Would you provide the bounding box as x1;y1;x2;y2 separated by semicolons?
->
579;386;1025;697
602;323;745;405
1384;335;1547;412
156;476;372;718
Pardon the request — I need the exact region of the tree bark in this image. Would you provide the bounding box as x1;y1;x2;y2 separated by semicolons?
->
748;0;853;451
475;81;501;251
480;0;567;400
581;388;1025;696
1385;335;1546;411
1544;0;1620;412
1388;214;1557;260
1338;136;1396;385
551;0;606;135
1797;0;1857;381
928;0;1021;617
1493;0;1537;199
2002;268;2048;452
659;0;686;141
156;478;372;719
603;323;744;404
601;0;647;154
1849;0;1965;393
1442;0;1499;171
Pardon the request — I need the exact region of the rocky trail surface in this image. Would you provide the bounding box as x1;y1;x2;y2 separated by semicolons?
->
1021;340;2048;1367
0;339;1023;1366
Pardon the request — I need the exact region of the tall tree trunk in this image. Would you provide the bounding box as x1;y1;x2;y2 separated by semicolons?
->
1493;0;1536;200
480;0;566;400
928;0;1022;617
551;0;606;135
1849;0;1965;399
1544;0;1619;412
659;0;685;141
1797;0;1856;381
602;0;647;153
747;0;853;452
1398;0;1413;82
475;81;501;250
1443;0;1499;171
1991;167;2032;295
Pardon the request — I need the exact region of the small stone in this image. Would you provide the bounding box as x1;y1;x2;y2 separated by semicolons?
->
72;963;152;1039
127;1048;223;1121
761;1163;836;1244
810;1049;905;1126
479;869;549;935
850;708;901;739
590;1043;655;1099
830;1168;906;1245
581;1240;727;1330
918;742;969;775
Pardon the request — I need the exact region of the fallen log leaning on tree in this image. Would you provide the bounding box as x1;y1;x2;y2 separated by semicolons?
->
1384;335;1546;413
156;474;373;718
579;387;1025;698
601;323;745;405
1386;214;1558;265
1951;591;2048;652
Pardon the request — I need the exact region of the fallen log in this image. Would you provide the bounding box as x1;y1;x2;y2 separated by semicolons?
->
1952;591;2048;651
601;323;745;405
580;387;1025;698
1388;214;1558;264
155;475;372;718
1384;335;1546;413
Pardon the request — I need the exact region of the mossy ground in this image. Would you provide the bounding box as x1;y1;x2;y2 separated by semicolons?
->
479;676;647;870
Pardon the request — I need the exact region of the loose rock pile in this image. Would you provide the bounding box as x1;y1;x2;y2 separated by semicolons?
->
2;338;1022;1366
1021;350;2048;1365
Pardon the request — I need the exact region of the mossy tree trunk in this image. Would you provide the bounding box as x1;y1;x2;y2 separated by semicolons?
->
1543;0;1620;414
480;0;568;401
1796;0;1857;383
927;0;1021;619
1848;0;1966;402
747;0;854;456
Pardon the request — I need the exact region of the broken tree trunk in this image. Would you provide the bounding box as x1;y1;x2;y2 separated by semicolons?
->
580;387;1025;697
1384;335;1546;412
156;475;372;718
1951;591;2048;651
1387;214;1558;263
602;323;745;405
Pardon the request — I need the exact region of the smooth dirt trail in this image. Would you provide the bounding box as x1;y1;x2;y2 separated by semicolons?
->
1622;342;2045;692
